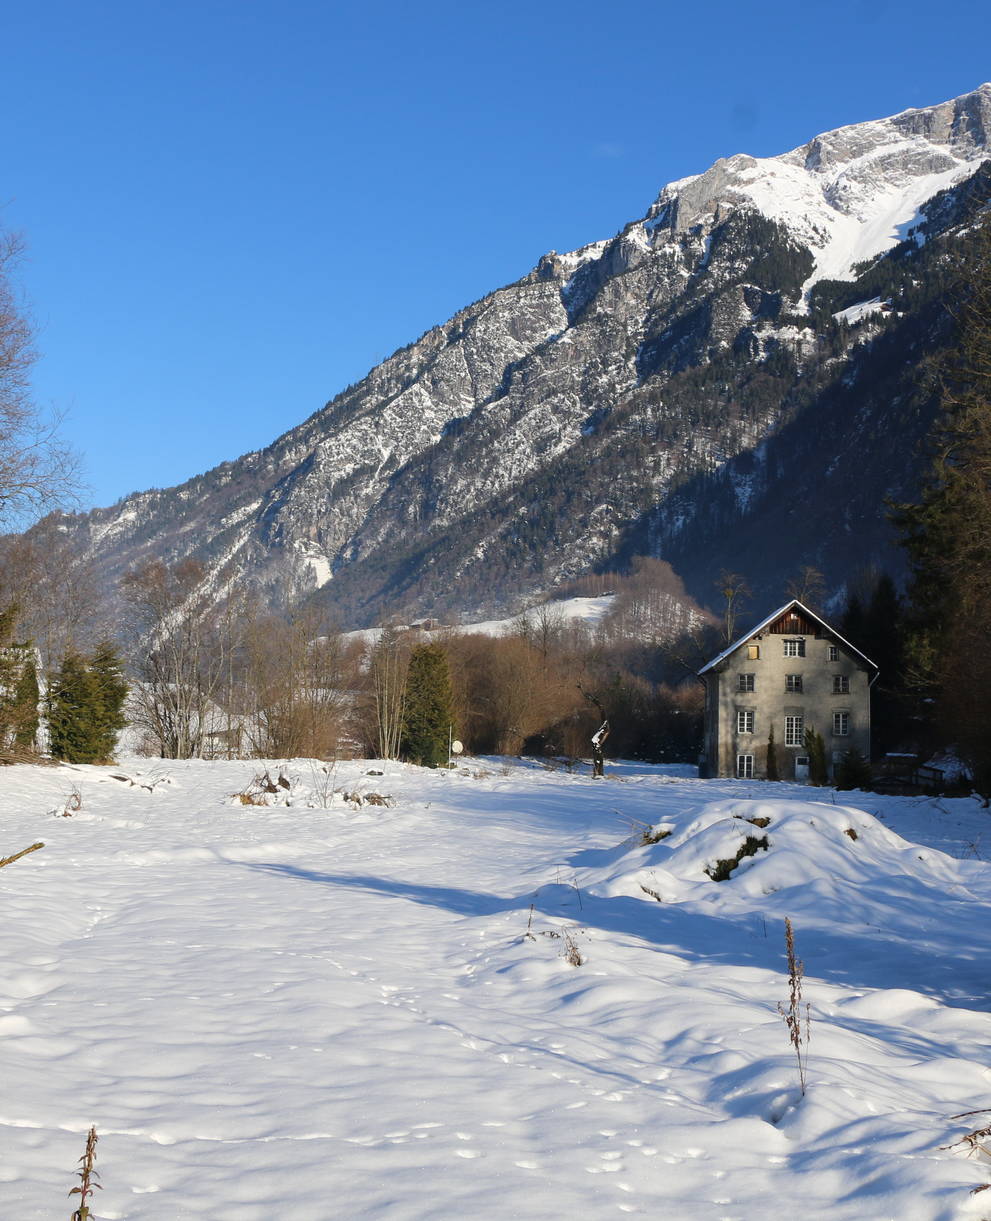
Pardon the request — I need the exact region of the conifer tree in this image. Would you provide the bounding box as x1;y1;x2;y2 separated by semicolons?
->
804;726;828;786
48;651;102;763
894;216;991;791
88;641;128;762
47;646;127;764
766;725;779;781
400;643;453;768
12;656;39;749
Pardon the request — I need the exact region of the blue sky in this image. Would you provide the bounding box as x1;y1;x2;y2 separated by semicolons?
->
2;0;989;513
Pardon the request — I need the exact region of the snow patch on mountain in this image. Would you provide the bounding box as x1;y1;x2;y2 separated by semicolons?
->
636;83;991;298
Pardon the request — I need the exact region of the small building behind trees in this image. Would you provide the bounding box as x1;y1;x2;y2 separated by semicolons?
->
698;599;876;782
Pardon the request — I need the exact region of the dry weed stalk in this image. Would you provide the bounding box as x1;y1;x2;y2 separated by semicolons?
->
943;1109;991;1159
778;916;811;1095
57;787;83;817
0;841;44;869
562;929;585;966
68;1126;100;1220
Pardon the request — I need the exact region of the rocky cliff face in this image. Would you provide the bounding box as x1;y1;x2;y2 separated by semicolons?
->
41;84;991;625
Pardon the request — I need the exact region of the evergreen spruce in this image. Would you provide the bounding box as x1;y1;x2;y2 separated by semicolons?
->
48;652;102;763
88;642;129;762
400;643;453;768
841;573;908;758
893;217;991;792
12;657;39;749
765;725;779;781
47;646;127;764
804;726;828;786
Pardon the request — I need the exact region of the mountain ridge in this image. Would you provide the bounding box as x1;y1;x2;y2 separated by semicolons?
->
32;84;991;628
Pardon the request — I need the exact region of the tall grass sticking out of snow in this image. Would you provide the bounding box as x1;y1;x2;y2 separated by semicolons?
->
778;917;811;1096
68;1126;100;1220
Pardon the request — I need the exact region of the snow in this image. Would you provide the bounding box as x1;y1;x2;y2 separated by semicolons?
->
833;297;887;325
732;153;973;297
452;594;616;637
634;84;990;305
342;595;617;647
3;757;991;1218
293;541;333;589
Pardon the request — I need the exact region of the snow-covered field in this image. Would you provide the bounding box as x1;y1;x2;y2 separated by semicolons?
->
3;757;991;1220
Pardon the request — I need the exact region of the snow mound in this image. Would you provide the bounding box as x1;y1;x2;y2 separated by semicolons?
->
586;797;967;917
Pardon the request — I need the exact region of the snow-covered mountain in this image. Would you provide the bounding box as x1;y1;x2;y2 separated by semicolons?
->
39;84;991;626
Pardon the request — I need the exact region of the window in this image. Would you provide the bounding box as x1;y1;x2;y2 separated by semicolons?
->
783;639;805;657
737;710;754;734
833;675;850;694
833;712;850;736
827;645;838;662
738;673;755;692
736;753;754;778
785;674;803;693
785;715;804;747
747;644;760;660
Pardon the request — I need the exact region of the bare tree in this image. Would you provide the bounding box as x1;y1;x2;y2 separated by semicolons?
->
120;559;235;758
239;606;354;759
370;624;410;760
0;521;110;670
786;566;826;611
716;570;751;645
0;230;76;527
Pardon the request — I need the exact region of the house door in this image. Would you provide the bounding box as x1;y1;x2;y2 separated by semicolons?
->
794;755;810;782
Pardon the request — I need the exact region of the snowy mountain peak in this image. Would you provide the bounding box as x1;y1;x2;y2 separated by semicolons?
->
39;85;991;629
641;83;991;290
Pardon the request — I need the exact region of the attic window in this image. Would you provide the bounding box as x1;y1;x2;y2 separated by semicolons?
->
747;644;760;660
827;645;838;661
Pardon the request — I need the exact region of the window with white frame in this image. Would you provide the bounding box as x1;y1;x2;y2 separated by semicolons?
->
738;673;755;692
827;645;838;661
737;753;754;778
737;710;754;734
833;711;850;736
783;639;805;657
785;715;804;747
833;675;850;694
785;674;803;693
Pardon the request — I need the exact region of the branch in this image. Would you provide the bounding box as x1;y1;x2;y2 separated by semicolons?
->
0;841;44;869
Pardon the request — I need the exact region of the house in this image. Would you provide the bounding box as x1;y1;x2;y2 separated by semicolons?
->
697;599;877;781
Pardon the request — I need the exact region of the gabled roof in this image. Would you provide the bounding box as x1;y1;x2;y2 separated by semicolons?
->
697;598;878;675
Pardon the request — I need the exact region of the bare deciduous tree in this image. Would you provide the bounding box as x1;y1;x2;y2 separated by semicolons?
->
120;560;236;758
0;230;76;527
0;521;110;670
240;606;354;759
370;625;411;760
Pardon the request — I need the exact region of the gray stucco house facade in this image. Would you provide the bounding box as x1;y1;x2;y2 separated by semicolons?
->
698;599;877;781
